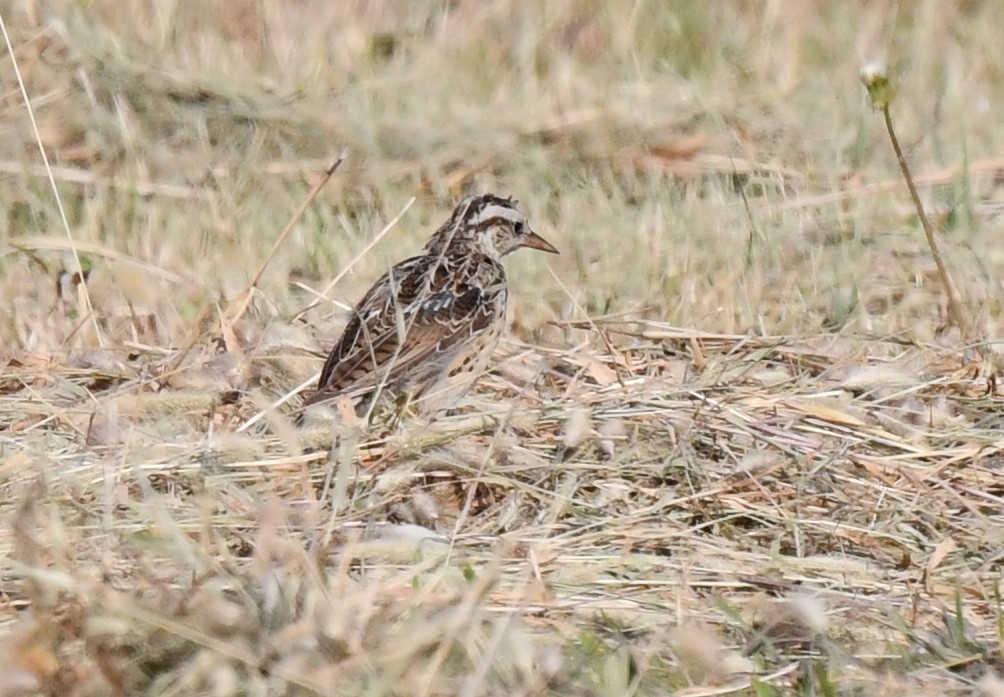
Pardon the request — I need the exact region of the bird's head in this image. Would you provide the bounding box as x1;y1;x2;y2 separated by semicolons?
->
425;194;559;259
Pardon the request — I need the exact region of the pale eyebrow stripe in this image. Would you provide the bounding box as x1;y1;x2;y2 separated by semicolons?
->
472;204;523;225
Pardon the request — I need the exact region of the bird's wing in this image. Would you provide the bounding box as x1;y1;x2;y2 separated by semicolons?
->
312;253;504;402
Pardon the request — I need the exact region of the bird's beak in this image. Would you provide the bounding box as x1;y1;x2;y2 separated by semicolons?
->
521;230;560;254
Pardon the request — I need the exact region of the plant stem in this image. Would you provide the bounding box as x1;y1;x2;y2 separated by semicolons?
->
881;105;966;332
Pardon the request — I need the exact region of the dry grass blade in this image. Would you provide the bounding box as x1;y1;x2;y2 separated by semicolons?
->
1;8;103;347
289;195;417;324
227;149;348;324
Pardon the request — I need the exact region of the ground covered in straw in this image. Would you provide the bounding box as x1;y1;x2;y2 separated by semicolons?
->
3;2;1004;695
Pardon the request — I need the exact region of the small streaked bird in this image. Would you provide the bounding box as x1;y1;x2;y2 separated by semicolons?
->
304;193;559;419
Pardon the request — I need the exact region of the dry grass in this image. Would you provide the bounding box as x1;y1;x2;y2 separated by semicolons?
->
3;1;1004;695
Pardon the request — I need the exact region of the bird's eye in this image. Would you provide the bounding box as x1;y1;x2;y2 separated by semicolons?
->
514;221;526;236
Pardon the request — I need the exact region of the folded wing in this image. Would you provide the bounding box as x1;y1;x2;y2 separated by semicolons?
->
308;253;505;406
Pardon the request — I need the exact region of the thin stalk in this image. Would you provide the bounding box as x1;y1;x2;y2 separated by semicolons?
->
880;104;966;332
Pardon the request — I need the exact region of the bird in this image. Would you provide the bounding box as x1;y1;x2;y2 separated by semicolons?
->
303;193;559;420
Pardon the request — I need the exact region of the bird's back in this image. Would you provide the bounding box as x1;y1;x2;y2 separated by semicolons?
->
306;247;507;414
